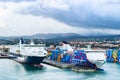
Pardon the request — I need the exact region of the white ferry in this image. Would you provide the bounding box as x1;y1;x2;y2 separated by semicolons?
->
9;38;47;65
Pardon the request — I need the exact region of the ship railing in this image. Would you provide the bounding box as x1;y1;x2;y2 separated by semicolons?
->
24;44;45;47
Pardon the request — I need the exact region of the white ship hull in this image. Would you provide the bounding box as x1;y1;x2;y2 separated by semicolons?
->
85;50;106;69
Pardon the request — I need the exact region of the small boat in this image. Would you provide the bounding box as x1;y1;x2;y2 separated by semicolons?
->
9;38;47;65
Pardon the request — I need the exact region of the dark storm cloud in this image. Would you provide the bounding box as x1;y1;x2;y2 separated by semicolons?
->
3;0;120;29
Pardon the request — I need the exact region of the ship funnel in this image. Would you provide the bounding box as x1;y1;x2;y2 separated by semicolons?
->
30;39;35;45
62;41;69;44
19;38;24;44
86;45;91;50
62;41;73;52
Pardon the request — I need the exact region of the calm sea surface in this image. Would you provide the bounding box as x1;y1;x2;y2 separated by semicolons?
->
0;59;120;80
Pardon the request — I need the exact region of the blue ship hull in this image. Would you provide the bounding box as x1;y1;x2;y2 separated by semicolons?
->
10;53;45;65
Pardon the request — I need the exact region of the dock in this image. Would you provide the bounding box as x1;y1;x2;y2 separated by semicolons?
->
42;58;96;72
71;66;96;72
42;58;73;68
0;54;8;59
0;54;14;59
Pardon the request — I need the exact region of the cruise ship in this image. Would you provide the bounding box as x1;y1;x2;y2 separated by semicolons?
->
9;38;47;65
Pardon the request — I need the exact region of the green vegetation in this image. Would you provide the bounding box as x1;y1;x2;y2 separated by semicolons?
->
0;34;120;46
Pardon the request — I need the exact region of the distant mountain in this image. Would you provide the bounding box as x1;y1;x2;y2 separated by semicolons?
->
0;33;82;44
20;33;81;39
0;33;81;39
46;34;120;42
0;33;120;45
0;33;120;42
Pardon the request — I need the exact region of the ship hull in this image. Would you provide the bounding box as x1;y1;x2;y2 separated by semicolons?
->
86;53;106;69
86;59;106;69
10;53;45;65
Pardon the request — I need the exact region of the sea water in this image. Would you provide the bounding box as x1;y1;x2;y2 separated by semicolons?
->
0;59;120;80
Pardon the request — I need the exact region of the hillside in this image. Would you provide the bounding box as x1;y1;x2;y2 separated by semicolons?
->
0;33;120;45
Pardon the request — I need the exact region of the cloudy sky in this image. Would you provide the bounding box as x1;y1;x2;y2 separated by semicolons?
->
0;0;120;36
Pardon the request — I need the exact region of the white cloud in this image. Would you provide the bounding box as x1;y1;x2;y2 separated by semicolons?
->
0;12;81;36
35;0;69;10
0;0;120;36
85;28;120;35
0;1;80;36
4;14;81;35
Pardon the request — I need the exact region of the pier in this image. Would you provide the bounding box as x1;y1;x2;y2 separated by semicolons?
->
0;45;12;59
72;67;95;72
0;55;11;59
42;58;96;72
0;54;15;59
42;58;73;68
